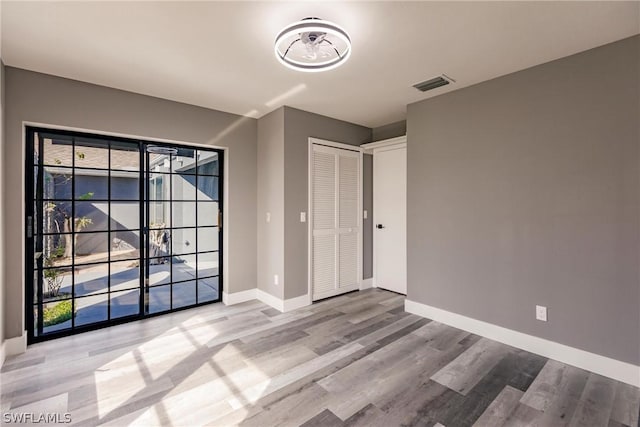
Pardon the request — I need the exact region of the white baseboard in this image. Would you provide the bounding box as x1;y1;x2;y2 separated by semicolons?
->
405;299;640;388
223;289;257;306
283;293;312;312
256;290;312;313
223;289;312;313
1;332;27;366
361;278;374;289
256;289;284;311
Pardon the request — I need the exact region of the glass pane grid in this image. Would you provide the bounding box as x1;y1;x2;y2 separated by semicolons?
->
31;130;221;340
148;148;221;313
34;132;144;336
144;225;219;231
149;249;220;259
73;290;111;299
110;289;140;319
44;228;142;236
40;165;144;174
64;257;141;268
36;295;73;303
147;171;219;178
145;199;220;203
167;274;219;285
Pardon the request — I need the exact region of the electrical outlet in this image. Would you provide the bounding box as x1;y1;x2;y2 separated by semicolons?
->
274;274;279;285
300;212;306;223
536;305;547;322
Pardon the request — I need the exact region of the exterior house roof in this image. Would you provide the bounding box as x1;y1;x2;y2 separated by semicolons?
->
39;137;139;171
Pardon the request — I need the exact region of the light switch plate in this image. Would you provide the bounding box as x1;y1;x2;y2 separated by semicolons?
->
300;212;306;223
266;212;271;223
363;210;368;219
536;305;547;322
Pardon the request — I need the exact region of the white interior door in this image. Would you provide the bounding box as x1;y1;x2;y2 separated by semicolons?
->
311;143;361;301
374;144;407;294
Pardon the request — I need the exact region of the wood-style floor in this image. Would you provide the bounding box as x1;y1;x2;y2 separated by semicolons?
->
1;289;638;426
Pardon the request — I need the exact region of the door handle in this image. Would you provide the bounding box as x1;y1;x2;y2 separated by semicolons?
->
376;224;385;229
27;216;33;238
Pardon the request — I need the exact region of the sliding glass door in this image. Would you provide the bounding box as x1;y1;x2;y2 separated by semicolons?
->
145;146;221;314
26;127;223;342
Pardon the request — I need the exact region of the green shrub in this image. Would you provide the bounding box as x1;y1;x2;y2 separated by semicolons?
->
43;300;74;326
52;246;66;258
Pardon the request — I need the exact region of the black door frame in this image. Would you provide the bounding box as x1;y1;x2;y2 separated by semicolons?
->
25;126;224;343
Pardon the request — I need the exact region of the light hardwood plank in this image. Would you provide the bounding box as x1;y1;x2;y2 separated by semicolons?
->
431;337;511;395
520;359;590;424
473;385;524;427
610;382;640;427
569;373;617;427
0;289;635;427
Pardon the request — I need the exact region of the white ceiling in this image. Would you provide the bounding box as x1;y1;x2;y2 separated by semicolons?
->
1;1;638;128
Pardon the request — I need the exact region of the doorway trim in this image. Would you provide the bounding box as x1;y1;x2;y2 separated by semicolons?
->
22;121;229;343
360;135;407;288
307;137;364;301
360;135;406;154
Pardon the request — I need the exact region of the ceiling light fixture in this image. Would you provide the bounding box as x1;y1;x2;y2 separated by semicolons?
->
274;17;351;72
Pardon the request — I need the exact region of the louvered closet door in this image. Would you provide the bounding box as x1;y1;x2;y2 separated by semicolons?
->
311;144;360;301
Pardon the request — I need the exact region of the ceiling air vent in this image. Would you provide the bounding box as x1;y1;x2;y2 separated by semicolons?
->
413;75;453;92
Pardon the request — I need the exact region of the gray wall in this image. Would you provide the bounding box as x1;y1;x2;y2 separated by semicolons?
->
257;108;285;299
0;61;5;351
3;68;257;339
406;35;640;365
372;120;406;142
283;107;372;299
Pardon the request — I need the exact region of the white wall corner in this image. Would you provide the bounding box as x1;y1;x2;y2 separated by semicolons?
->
222;289;257;306
256;289;285;312
2;332;27;365
256;290;311;313
282;294;312;312
361;278;374;289
404;299;640;388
